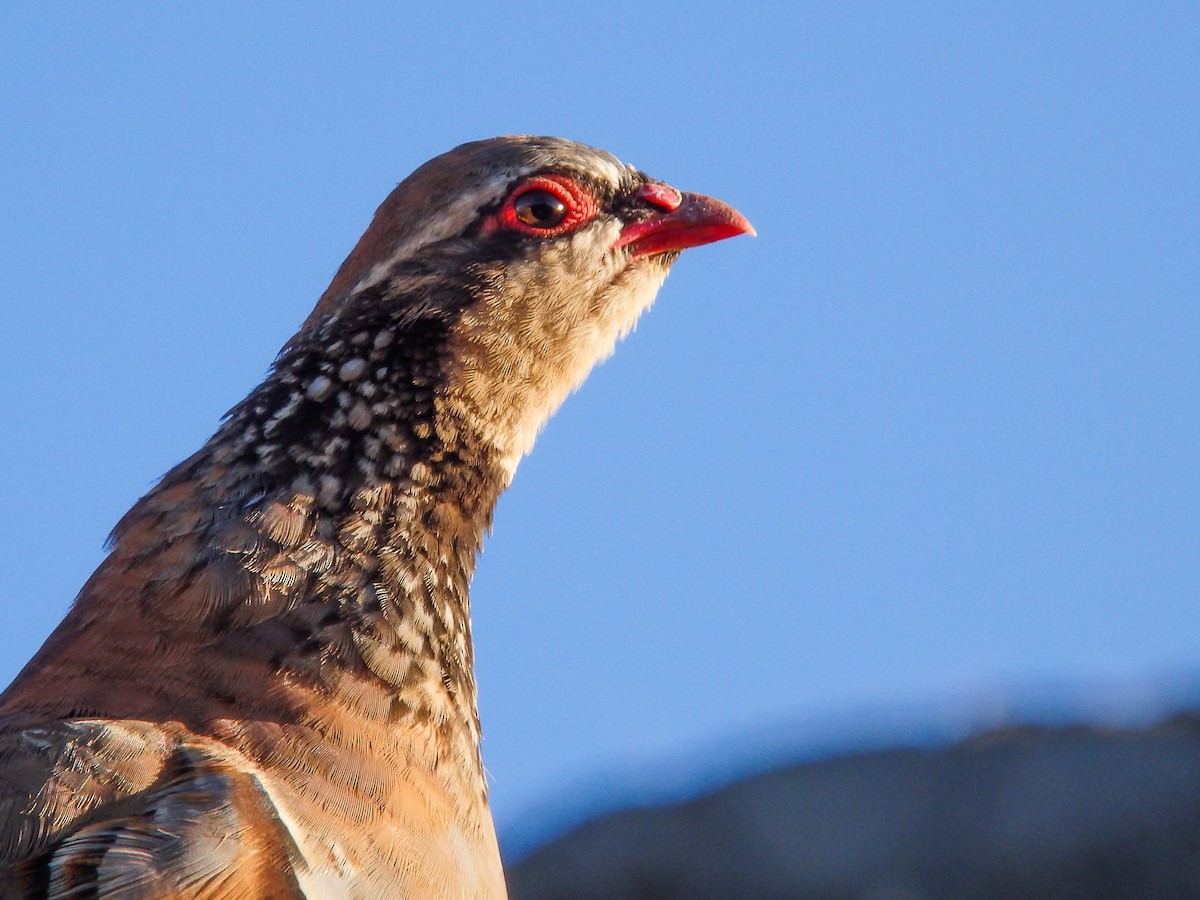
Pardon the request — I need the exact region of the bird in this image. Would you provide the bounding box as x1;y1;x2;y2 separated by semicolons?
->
0;135;752;898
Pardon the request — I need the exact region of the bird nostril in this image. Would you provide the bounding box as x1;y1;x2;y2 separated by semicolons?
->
636;182;683;213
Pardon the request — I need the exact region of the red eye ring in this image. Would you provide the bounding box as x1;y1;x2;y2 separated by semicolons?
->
495;175;597;237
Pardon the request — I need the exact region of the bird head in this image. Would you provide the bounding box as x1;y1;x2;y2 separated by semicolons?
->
286;136;754;481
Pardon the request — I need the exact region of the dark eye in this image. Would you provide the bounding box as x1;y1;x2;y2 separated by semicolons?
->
493;175;598;237
513;190;567;229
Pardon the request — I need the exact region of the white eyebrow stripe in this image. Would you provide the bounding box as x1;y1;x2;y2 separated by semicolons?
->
351;155;638;297
352;170;523;295
585;156;631;189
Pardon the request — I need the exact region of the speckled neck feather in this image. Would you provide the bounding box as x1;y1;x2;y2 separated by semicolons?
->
4;263;507;778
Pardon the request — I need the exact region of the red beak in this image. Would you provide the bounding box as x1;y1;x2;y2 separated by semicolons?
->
614;187;755;258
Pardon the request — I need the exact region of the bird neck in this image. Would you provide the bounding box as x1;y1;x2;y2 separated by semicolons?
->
175;308;509;723
2;302;510;802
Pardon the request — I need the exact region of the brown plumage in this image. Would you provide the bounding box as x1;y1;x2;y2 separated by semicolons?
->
0;136;752;898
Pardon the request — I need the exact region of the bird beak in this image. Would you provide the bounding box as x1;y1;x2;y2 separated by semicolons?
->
614;188;755;258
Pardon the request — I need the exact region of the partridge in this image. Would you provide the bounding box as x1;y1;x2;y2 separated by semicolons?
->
0;136;752;898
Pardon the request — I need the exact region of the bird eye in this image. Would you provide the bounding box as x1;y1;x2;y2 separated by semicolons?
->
513;190;567;228
494;175;597;237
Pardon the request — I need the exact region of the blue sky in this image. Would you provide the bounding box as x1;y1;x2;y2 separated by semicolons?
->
2;3;1197;856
